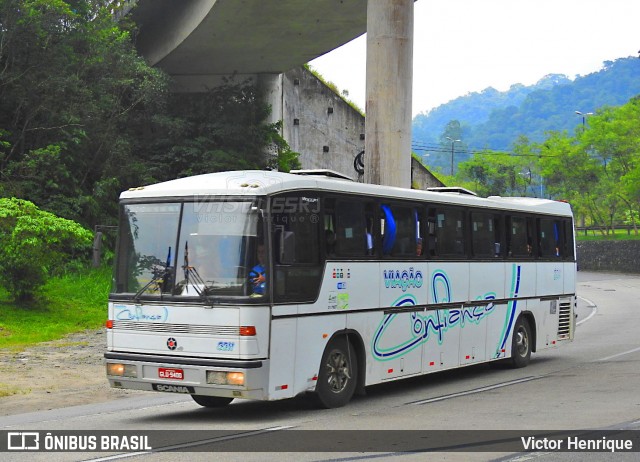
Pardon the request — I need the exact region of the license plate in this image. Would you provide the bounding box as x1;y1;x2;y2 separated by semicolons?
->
158;368;184;380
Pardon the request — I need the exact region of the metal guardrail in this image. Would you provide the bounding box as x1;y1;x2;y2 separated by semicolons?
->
576;225;639;236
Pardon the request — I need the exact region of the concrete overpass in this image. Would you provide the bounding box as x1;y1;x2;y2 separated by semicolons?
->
128;0;414;188
131;0;367;81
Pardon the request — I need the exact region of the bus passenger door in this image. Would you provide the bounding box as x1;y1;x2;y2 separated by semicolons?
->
268;314;298;400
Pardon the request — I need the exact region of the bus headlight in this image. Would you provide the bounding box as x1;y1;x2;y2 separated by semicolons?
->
226;372;245;386
106;363;137;378
207;370;245;386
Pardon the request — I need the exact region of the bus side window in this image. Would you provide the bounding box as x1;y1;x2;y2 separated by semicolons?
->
493;215;504;257
334;200;367;257
426;209;437;257
393;207;414;257
433;207;465;258
469;212;503;258
507;215;534;258
414;208;427;258
324;201;337;257
380;204;418;257
471;211;499;258
365;203;376;256
563;219;575;260
325;198;377;258
538;218;563;259
380;205;395;256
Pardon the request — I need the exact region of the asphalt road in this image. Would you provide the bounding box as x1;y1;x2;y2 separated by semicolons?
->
2;271;639;462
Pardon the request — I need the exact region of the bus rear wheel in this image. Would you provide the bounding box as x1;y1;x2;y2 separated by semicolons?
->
191;395;233;408
314;337;357;409
510;316;532;368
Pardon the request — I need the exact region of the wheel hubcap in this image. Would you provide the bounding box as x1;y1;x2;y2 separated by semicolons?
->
325;350;351;394
516;328;528;356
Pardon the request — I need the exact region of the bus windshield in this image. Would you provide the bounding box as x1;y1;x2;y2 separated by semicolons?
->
113;200;263;299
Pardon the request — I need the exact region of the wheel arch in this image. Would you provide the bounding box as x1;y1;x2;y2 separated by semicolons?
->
327;329;366;396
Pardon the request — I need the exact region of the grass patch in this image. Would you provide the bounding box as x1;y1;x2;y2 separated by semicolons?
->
0;266;110;349
0;383;28;397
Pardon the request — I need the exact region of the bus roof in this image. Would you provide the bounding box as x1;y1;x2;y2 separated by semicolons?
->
121;170;572;217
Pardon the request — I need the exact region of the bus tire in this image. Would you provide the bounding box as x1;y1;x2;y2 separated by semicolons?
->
191;395;233;408
510;316;532;368
314;337;358;409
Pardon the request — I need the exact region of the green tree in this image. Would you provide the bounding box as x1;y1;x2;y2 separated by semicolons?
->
0;0;168;226
266;121;302;172
0;198;92;301
537;131;598;227
456;150;532;197
145;81;300;180
577;98;640;233
511;136;542;197
454;136;537;197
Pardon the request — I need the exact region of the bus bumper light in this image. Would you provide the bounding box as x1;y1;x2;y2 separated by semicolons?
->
207;371;245;386
106;363;137;378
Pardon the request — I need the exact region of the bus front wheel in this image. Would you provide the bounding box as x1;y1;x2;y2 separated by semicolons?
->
314;337;358;409
191;395;233;408
510;316;532;368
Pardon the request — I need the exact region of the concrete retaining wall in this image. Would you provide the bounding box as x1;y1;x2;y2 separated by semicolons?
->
576;240;640;273
282;67;365;180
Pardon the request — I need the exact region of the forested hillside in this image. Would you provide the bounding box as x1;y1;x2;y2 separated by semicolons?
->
413;57;640;172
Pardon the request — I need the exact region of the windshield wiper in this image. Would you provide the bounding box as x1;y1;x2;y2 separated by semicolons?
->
133;247;173;302
181;241;214;299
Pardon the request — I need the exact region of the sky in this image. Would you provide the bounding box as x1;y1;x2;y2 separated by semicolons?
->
309;0;640;117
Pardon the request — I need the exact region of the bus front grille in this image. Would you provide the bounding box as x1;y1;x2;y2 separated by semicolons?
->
112;320;240;336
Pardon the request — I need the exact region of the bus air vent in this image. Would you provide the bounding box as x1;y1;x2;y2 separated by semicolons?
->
426;186;478;196
557;301;572;339
289;169;354;181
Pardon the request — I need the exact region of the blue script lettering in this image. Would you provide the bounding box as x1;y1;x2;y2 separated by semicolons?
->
383;268;423;292
114;305;169;322
372;270;502;360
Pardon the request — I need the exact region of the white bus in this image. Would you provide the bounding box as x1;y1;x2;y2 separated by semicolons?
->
106;170;576;408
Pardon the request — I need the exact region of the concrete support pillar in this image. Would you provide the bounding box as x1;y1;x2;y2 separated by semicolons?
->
258;73;284;167
365;0;414;188
258;73;284;128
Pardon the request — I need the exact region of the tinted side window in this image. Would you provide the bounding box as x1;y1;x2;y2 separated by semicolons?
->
538;218;562;258
325;198;375;258
381;204;420;258
507;216;534;258
563;219;575;260
415;207;427;258
471;212;502;258
335;200;367;257
431;207;466;258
